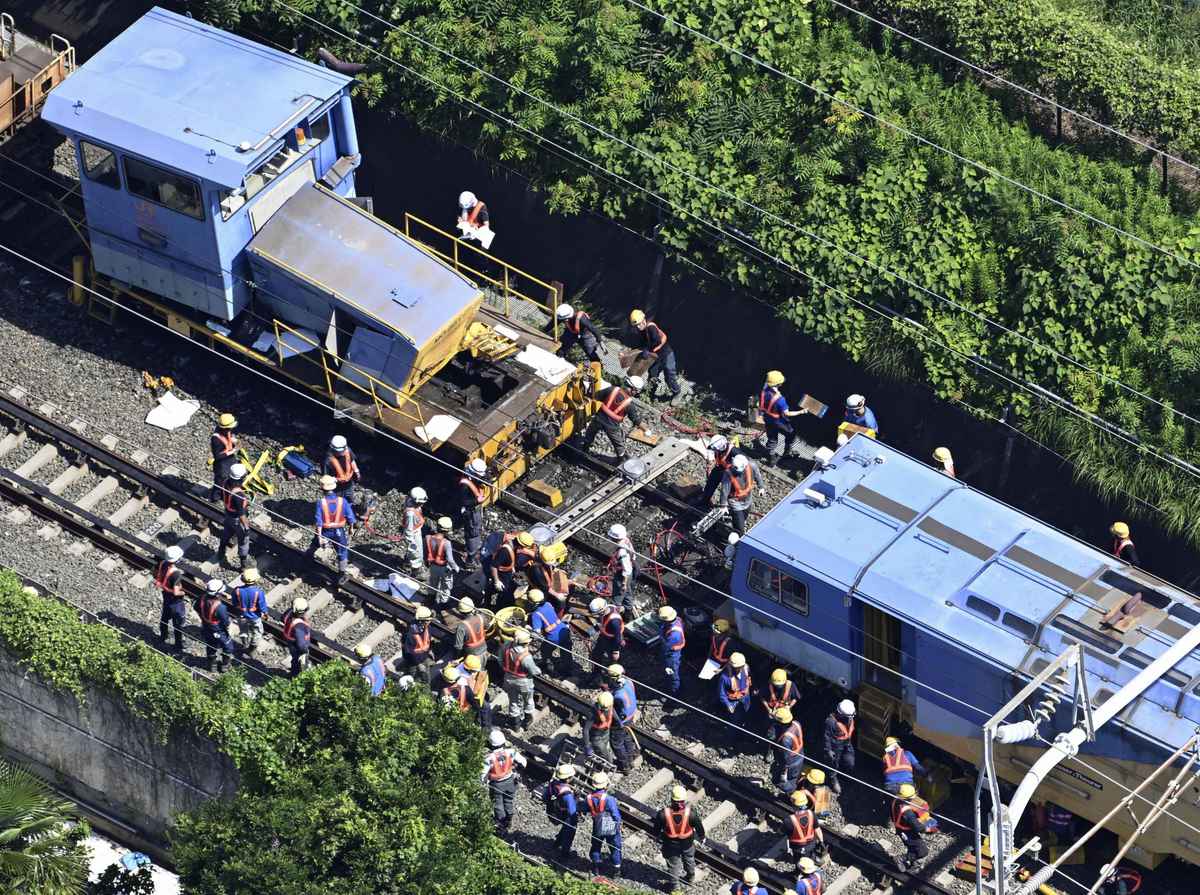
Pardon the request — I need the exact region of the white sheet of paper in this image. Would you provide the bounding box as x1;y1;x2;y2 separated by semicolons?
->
698;658;722;680
415;414;462;444
515;344;576;386
145;391;200;431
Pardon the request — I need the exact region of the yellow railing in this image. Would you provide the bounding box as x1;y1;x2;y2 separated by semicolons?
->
402;212;562;340
0;33;74;137
271;319;427;430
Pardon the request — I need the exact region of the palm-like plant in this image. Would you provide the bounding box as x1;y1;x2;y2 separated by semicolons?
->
0;761;88;894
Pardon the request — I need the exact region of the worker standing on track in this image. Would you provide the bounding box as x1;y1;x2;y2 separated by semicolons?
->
823;699;856;794
356;642;386;696
583;691;619;768
761;668;799;760
502;627;540;733
233;567;268;654
209;412;239;500
795;856;825;895
514;531;540;588
882;736;926;795
653;784;706;894
402;604;435;685
458;458;489;569
579;377;644;463
629;310;681;402
452;596;489;662
731;867;764;895
891;782;935;871
784;791;824;866
658;605;686;695
323;435;361;509
546;764;581;860
719;652;753;725
607;664;641;766
282;597;312;677
591;598;625;685
800;768;834;822
217;462;251;570
721;454;760;536
838;394;878;445
531;541;574;619
556;303;604;362
156;544;187;652
483;728;525;836
425;517;460;605
487;531;518;608
771;707;805;793
701;435;745;506
759;371;808;467
607;523;638;613
587;771;623;879
709;617;736;670
306;474;355;574
198;579;234;673
401;487;428;574
528;588;571;677
1110;521;1140;566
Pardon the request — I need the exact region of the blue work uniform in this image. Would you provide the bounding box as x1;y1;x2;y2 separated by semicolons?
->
730;883;765;895
592;607;624;681
587;790;623;874
883;747;926;794
613;679;638;726
546;779;579;856
402;620;434;684
530;600;571;675
823;712;856;791
719;667;752;722
283;610;312;677
773;721;806;793
660;617;686;694
796;870;825;895
155;560;186;650
760;385;798;463
844;405;878;433
197;594;234;671
359;654;386;696
234;582;268;652
218;485;251;566
306;493;356;571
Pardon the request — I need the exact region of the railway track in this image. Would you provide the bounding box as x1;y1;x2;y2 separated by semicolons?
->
0;386;970;894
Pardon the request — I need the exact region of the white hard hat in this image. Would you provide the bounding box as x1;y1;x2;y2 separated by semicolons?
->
608;523;627;540
743;868;760;886
488;728;506;747
410;486;427;503
206;578;225;594
727;532;740;545
627;375;645;391
228;463;247;480
319;474;337;491
846;393;866;409
467;458;487;476
732;454;749;472
708;434;729;452
330;434;348;450
459;190;476;208
556;303;574;319
589;597;608;614
838;699;856;717
592;771;609;788
437;516;453;532
397;674;415;691
165;545;184;562
457;596;476;614
292;597;308;613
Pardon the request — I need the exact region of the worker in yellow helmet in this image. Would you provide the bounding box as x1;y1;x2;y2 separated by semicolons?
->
759;370;808;467
629;308;682;403
1109;521;1140;566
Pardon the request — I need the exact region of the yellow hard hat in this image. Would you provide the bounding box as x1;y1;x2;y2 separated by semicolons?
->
898;783;917;799
556;764;576;780
596;691;614;708
527;588;545;604
658;605;678;622
515;628;532;645
798;856;818;874
671;784;688;802
629;309;646;325
464;654;482;672
884;736;900;749
442;663;459;681
806;768;826;785
606;664;624;679
770;668;787;686
241;568;260;584
790;790;810;807
217;412;237;429
540;542;568;564
713;618;731;634
932;447;953;464
517;531;535;547
1111;521;1130;538
729;652;746;668
773;706;793;724
766;370;785;387
354;642;372;659
593;771;610;788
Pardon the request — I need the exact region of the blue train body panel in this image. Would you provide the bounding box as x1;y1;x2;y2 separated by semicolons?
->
731;434;1200;765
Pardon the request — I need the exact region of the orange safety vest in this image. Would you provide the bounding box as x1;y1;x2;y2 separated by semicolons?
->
833;717;855;742
1113;537;1134;558
503;643;531;677
488;750;514;780
200;596;222;626
709;632;732;664
567;310;589;334
729;465;755;500
601;388;632;422
318;496;347;528
663;805;693;839
587;793;611;817
788;809;816;844
224;486;247;515
283;612;308;642
328;452;355;483
711;446;735;471
449;680;471;710
646;322;668;354
466;201;484;226
891;796;931;832
883;748;913;775
780;721;804;755
516;544;538;567
601;610;624;640
593;705;613;730
213;430;236;457
425;534;449;565
461;475;486;504
796;873;823;895
725;669;750;700
766;680;794;709
408;623;431;655
494;542;516;573
462;615;486;648
154;561;179;593
664;618;686;651
759;387;785;420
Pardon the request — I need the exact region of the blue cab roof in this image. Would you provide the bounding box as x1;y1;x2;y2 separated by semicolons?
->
42;7;351;188
747;435;1200;749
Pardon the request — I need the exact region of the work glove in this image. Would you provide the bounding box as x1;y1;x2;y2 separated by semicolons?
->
664;667;674;676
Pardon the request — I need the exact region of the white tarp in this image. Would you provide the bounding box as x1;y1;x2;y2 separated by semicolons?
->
415;414;462;444
515;343;576;386
251;327;321;360
145;391;200;431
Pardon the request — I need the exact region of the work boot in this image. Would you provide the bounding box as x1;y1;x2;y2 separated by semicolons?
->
174;633;184;652
611;865;621;880
206;657;218;673
158;625;168;643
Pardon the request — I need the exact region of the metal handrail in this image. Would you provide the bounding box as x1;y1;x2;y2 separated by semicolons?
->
402;212;561;339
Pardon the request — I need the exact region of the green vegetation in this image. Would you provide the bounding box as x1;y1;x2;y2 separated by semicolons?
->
0;572;621;895
0;760;88;895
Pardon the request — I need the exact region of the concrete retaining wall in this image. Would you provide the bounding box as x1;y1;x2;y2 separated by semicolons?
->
0;649;236;853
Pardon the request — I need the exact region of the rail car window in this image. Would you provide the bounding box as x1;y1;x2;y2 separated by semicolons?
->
747;559;808;615
307;112;331;144
123;157;203;220
1002;613;1038;642
80;141;120;189
965;595;1001;621
1051;615;1120;654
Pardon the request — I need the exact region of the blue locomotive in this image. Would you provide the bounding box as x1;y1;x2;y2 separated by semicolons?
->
730;434;1200;868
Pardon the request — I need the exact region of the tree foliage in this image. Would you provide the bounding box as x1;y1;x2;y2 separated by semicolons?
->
0;760;89;895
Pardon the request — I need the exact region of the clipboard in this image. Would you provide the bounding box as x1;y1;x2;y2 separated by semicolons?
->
800;394;828;418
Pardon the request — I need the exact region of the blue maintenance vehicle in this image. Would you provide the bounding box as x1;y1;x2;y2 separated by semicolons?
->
730;434;1200;868
39;7;598;498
